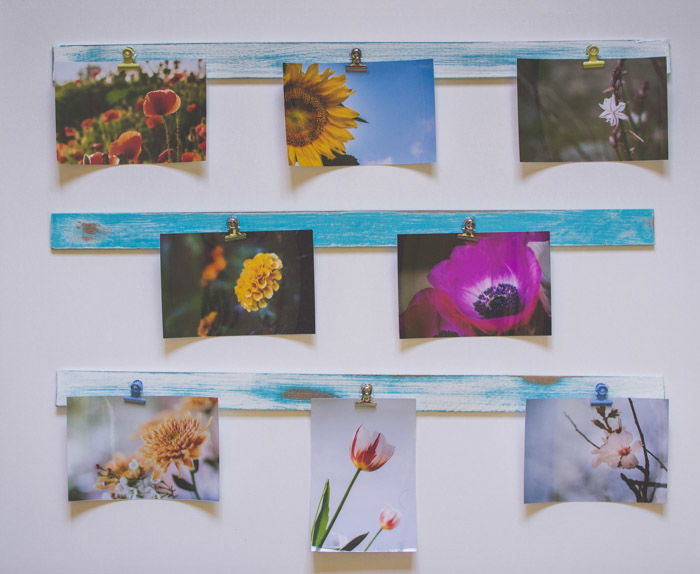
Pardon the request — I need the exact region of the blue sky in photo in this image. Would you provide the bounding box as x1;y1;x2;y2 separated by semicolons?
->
319;59;436;165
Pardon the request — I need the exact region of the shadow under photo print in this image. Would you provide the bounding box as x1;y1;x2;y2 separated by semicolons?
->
160;230;315;338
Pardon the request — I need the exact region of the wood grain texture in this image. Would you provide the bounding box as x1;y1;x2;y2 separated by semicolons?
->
56;370;665;413
51;209;655;249
53;40;670;79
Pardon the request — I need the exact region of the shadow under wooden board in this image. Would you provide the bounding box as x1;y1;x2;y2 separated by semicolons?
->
57;371;665;413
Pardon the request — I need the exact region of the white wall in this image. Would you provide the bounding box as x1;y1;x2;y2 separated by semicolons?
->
1;1;699;572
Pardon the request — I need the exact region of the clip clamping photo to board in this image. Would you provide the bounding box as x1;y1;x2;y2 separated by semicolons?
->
123;379;146;405
346;48;368;73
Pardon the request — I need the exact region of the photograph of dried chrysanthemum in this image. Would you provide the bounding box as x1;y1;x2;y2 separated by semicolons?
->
54;59;206;165
160;230;315;338
67;396;219;502
517;57;668;162
284;59;436;166
524;397;668;503
310;399;416;552
398;232;551;338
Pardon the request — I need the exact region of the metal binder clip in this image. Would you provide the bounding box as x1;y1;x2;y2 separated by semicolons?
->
355;383;376;408
583;45;605;69
224;216;247;241
117;47;141;72
457;217;478;242
346;48;367;73
124;380;146;405
590;383;613;406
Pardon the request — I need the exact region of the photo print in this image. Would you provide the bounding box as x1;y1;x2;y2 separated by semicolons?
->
161;230;315;338
398;232;552;338
284;59;436;166
525;397;669;503
517;57;668;162
54;59;206;165
310;399;417;552
67;396;219;502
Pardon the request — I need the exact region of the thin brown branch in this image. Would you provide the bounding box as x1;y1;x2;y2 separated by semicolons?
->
564;412;601;449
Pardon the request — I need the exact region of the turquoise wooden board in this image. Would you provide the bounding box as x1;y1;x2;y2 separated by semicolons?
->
56;370;665;413
53;40;670;80
51;210;654;249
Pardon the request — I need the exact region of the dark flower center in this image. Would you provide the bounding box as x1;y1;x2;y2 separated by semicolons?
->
473;283;522;319
284;86;328;147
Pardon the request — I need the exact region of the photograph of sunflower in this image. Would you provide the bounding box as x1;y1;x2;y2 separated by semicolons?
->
524;398;668;503
517;57;668;162
160;230;315;338
398;232;552;338
54;59;206;165
310;399;417;552
67;396;219;502
283;59;436;166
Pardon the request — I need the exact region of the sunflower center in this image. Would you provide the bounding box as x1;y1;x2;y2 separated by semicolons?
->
473;283;522;319
284;86;328;147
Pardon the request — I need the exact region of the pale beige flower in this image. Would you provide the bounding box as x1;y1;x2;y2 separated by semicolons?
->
94;453;151;491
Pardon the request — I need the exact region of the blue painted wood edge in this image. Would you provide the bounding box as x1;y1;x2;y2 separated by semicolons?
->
51;210;654;249
56;371;665;413
53;40;670;79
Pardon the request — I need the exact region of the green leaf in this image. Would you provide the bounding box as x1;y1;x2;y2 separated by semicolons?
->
322;154;359;166
172;475;196;491
592;419;607;431
311;480;330;547
340;532;369;551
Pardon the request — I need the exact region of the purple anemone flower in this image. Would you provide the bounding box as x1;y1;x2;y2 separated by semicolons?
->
400;232;549;338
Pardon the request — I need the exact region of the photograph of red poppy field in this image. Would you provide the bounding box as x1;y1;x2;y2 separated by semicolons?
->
160;231;316;338
517;57;668;162
524;398;668;503
398;232;552;338
310;399;417;553
67;396;219;502
54;59;206;165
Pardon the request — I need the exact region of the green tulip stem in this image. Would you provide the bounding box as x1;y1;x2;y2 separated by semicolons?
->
318;468;361;548
363;528;383;551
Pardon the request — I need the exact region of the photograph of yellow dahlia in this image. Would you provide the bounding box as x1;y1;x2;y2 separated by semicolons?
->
54;59;206;165
160;230;315;338
67;396;219;502
283;60;436;166
310;399;417;552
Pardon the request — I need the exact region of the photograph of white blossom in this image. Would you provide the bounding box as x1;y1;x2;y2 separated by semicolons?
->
67;396;219;502
517;57;668;162
284;59;436;166
524;397;668;503
310;399;417;552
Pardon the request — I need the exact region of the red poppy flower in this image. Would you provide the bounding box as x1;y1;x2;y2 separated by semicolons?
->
64;126;77;138
100;109;124;124
82;152;120;165
135;97;145;112
157;148;174;163
71;149;84;160
180;151;202;162
109;130;142;162
198;141;206;153
186;103;197;112
80;118;95;130
195;122;206;139
145;116;164;128
143;89;181;117
167;72;186;85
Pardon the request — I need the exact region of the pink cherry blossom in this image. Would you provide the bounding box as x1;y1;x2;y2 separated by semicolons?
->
591;430;642;469
598;95;629;127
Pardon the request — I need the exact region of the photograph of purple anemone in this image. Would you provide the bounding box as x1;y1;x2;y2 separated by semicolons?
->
398;232;551;338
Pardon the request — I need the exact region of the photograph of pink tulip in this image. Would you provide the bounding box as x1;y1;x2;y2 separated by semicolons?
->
398;232;551;338
524;397;668;503
310;399;416;552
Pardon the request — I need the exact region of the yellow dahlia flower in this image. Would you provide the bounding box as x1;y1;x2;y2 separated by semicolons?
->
234;252;283;312
139;414;211;480
95;453;151;491
284;63;360;166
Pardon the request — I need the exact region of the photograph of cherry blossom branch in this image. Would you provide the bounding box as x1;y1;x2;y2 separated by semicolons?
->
398;232;551;338
284;59;436;166
524;397;668;503
67;396;219;502
310;399;416;552
54;59;206;165
517;57;667;162
160;230;315;338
